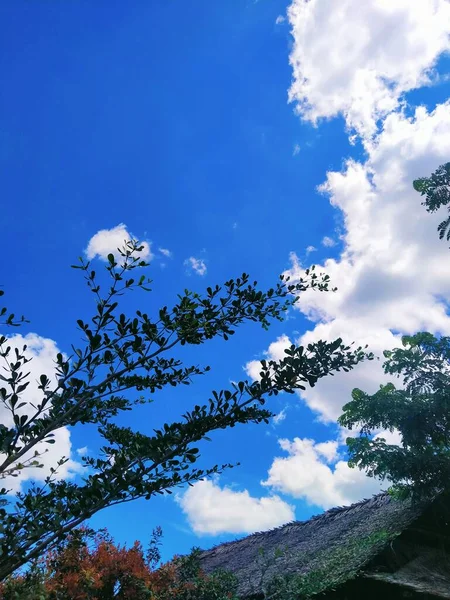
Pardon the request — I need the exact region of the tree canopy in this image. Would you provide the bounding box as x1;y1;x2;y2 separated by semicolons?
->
0;241;368;580
339;332;450;498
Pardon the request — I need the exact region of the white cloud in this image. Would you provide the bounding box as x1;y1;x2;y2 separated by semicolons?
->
293;143;301;156
76;446;89;456
273;103;450;430
158;247;172;258
273;409;287;425
321;236;336;247
177;478;295;535
184;256;207;276
289;105;450;339
243;1;450;510
306;245;317;254
288;0;450;140
262;437;383;509
0;334;82;493
86;224;152;262
275;15;286;25
315;440;339;463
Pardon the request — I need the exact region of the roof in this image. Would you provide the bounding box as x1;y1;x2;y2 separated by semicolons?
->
367;549;450;599
199;493;427;598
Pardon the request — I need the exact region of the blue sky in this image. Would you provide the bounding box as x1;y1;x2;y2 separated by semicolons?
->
2;0;450;563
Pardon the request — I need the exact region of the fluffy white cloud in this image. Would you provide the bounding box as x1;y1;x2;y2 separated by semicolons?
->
262;437;383;509
184;256;207;276
315;440;339;462
293;106;450;331
306;245;317;254
275;104;450;425
0;334;82;493
177;478;295;535
86;223;152;262
275;15;286;25
242;1;450;511
288;0;450;140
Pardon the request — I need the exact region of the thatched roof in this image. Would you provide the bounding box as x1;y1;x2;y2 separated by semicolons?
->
199;493;427;598
366;549;450;599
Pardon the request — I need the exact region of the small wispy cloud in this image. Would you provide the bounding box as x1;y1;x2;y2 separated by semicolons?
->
273;409;287;425
275;15;285;25
306;245;317;255
184;257;207;276
322;236;336;247
292;143;301;156
232;222;238;230
159;247;172;258
76;446;88;456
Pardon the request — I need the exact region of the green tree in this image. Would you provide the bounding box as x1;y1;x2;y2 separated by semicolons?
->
339;332;450;498
0;240;368;580
413;161;450;240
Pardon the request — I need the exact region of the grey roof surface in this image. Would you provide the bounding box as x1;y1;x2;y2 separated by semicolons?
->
199;493;426;598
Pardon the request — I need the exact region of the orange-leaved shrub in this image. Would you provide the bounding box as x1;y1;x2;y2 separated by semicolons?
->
0;527;238;600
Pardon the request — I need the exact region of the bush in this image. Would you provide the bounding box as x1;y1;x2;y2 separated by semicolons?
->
0;527;238;600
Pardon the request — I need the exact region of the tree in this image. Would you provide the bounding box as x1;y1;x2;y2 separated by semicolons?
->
0;527;239;600
413;161;450;240
339;332;450;498
0;240;369;579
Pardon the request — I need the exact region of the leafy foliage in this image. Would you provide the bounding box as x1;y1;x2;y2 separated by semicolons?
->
0;240;370;580
339;332;450;498
147;549;238;600
413;161;450;240
0;527;239;600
